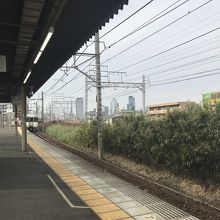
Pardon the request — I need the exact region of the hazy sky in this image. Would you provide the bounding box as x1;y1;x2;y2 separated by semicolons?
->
33;0;220;112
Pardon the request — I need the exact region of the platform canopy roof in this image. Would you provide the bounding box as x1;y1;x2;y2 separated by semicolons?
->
0;0;128;103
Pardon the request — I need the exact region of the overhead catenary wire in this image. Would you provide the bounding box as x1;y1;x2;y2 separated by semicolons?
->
115;27;220;73
127;56;220;82
151;70;220;87
115;25;220;72
133;54;220;80
99;0;155;40
91;64;220;104
97;68;220;101
43;0;214;100
126;45;220;78
108;0;188;48
71;86;84;96
89;89;140;103
105;89;139;100
44;56;96;97
73;0;155;64
152;68;220;83
108;10;220;69
48;72;81;96
44;45;112;97
85;0;198;74
102;0;213;66
115;7;220;54
37;0;220;112
151;56;220;79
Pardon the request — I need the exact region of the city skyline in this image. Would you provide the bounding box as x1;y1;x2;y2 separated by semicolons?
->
31;0;220;113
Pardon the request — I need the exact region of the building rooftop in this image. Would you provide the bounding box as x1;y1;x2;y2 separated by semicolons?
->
148;101;195;108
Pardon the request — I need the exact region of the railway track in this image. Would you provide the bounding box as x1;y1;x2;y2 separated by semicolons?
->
35;131;220;220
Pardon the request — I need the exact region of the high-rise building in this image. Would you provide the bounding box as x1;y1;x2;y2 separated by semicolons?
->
110;98;118;116
127;96;135;110
75;98;83;120
102;106;109;117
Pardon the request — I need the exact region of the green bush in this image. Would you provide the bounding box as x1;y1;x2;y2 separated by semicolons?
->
45;105;220;183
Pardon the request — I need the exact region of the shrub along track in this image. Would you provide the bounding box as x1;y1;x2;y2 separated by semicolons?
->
35;132;220;220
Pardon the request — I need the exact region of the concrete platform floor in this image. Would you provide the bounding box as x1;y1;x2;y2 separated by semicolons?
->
0;127;99;220
27;130;199;220
0;127;199;220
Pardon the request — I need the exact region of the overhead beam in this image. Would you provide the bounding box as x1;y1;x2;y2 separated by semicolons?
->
0;40;38;46
0;21;41;29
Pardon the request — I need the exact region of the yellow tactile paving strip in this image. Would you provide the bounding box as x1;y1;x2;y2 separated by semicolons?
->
25;134;133;220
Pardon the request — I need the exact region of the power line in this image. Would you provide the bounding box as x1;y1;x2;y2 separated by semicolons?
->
71;86;84;96
151;69;220;87
104;89;140;101
153;68;220;83
151;56;220;80
107;11;220;69
126;55;220;83
45;54;99;98
146;54;220;78
100;0;155;40
90;89;140;103
101;69;220;101
46;45;111;96
116;25;220;72
44;71;67;94
108;0;187;48
126;45;220;77
73;0;155;64
44;56;96;96
44;0;214;99
103;0;213;66
114;28;220;73
48;73;81;96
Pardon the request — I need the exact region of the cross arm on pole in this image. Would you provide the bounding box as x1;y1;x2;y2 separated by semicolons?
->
73;66;96;83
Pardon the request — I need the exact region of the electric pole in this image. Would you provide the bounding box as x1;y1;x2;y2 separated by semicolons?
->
142;75;146;113
85;76;88;121
95;32;103;159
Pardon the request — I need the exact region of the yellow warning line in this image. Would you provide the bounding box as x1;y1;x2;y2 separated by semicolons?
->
27;136;133;220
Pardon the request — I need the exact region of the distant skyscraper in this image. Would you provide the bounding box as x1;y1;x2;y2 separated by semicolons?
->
104;106;109;116
75;98;83;119
110;98;117;115
127;96;135;110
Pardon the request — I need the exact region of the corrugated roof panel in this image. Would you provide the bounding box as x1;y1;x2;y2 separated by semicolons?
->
28;0;129;92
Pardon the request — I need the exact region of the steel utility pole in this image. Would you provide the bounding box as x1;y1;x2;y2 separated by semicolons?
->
142;75;146;113
95;32;103;159
85;76;88;120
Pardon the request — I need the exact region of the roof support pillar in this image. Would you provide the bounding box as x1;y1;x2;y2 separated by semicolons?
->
14;104;18;136
21;85;27;152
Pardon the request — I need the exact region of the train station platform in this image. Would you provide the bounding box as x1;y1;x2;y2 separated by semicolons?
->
0;127;98;220
0;127;199;220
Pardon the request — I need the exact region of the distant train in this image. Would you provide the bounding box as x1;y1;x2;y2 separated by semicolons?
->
26;114;39;131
